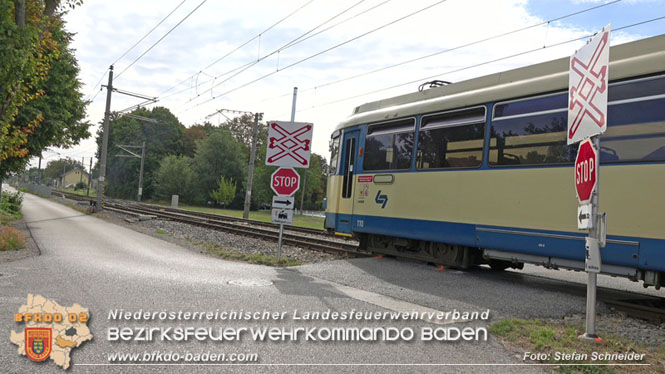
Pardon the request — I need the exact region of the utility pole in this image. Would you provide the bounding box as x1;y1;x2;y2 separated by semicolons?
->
299;169;307;213
243;113;261;219
205;108;260;220
62;159;67;188
80;157;84;184
116;143;146;202
87;157;92;196
38;155;42;184
138;142;145;202
96;65;113;212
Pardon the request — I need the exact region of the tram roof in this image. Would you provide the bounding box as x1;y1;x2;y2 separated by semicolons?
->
334;33;665;132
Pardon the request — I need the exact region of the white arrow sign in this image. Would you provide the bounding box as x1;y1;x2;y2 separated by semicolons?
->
272;196;295;210
577;203;592;230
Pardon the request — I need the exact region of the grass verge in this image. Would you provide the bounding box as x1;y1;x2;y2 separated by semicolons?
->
490;318;665;373
206;243;300;267
0;225;25;251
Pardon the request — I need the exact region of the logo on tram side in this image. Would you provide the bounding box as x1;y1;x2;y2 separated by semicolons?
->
375;191;388;209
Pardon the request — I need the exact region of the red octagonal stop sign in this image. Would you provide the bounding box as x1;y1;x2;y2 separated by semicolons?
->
271;167;300;196
575;139;598;204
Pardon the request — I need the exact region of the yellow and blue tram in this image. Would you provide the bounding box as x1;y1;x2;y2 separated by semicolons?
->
325;34;665;288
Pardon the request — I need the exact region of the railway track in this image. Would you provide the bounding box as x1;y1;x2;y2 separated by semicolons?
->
52;190;94;202
602;297;665;324
137;202;330;237
104;202;365;258
52;190;339;238
51;189;362;256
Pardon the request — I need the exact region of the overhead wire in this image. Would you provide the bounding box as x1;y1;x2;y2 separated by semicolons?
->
114;0;209;80
84;0;189;101
252;0;624;105
180;0;450;113
292;15;665;114
157;0;317;98
160;0;381;104
178;0;370;105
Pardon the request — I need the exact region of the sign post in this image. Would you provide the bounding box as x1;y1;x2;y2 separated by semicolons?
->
568;25;610;344
267;87;313;265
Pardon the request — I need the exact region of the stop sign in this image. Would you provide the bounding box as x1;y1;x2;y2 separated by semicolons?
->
575;139;598;204
271;167;300;196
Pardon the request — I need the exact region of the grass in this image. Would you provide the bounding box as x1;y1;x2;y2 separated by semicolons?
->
205;242;300;267
148;201;325;230
490;318;665;373
61;186;96;197
155;229;166;235
0;226;25;251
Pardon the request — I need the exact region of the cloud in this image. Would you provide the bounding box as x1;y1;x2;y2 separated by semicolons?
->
40;0;657;166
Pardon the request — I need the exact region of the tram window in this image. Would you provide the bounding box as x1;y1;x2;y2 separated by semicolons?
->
363;119;415;171
608;75;665;102
494;94;567;118
417;107;485;169
489;75;665;166
489;111;575;166
329;135;341;175
601;97;665;162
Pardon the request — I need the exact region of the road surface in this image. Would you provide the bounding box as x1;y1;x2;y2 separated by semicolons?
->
0;190;605;373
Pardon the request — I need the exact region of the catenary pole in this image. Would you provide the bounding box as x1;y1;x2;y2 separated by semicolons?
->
96;65;113;212
243;113;260;219
138;142;145;202
87;157;92;196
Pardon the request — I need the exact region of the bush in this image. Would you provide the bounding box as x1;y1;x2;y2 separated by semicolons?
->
1;191;23;215
74;182;87;190
0;226;25;251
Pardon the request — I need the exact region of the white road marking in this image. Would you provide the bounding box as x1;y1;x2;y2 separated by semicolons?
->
317;278;468;325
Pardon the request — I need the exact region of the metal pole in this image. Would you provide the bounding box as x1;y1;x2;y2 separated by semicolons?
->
138;142;145;202
38;156;42;184
96;65;113;212
277;87;299;266
87;157;92;196
290;87;298;123
580;135;601;343
243;113;260;219
300;170;307;214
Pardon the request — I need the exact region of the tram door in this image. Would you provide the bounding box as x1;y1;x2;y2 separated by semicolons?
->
335;130;359;234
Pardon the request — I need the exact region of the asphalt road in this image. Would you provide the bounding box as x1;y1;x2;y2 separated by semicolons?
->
0;191;623;373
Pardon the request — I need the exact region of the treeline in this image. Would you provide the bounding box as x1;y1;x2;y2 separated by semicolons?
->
0;1;89;183
98;109;328;210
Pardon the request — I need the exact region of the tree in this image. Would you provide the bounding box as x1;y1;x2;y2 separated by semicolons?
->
191;131;246;206
0;1;54;160
0;2;87;188
182;125;207;157
98;107;184;199
1;15;89;180
210;176;236;207
219;114;268;160
152;155;195;202
293;153;327;211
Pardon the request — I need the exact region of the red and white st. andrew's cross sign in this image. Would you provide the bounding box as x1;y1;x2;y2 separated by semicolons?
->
266;121;313;168
567;24;611;145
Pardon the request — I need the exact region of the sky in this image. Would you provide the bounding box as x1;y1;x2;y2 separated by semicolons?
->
34;0;665;168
